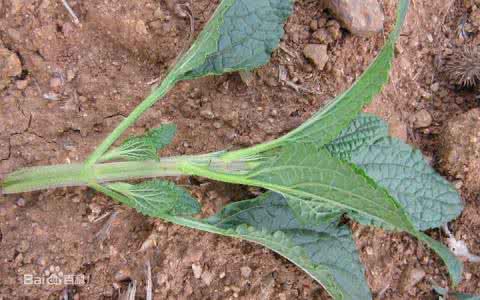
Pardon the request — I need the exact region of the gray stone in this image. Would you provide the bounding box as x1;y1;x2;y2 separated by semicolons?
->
325;0;384;37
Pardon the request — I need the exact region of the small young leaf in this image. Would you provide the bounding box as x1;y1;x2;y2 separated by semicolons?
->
172;0;293;80
107;180;200;216
147;124;177;150
100;124;176;162
163;193;372;300
279;0;409;147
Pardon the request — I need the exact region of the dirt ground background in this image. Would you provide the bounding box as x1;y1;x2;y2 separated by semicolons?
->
0;0;479;299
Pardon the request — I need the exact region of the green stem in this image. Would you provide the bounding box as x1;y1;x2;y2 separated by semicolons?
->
1;153;258;194
84;73;178;166
220;139;282;162
1;159;185;194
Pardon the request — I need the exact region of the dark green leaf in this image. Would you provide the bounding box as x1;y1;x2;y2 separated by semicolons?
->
173;0;293;80
241;142;461;285
325;115;463;231
349;137;463;231
163;193;371;300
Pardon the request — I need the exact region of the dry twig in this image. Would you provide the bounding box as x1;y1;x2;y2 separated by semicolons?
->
60;0;80;25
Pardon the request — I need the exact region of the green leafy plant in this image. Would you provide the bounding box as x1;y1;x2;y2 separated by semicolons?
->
1;0;465;299
434;285;480;300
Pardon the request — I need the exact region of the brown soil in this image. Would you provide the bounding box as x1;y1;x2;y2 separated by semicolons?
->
0;0;479;299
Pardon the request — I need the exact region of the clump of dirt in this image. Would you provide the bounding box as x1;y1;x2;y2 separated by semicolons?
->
440;108;480;193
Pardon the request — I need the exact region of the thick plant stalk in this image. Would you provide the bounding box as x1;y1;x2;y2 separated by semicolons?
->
1;153;257;194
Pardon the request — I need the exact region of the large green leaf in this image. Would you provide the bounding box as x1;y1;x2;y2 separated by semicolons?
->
278;0;408;147
246;143;414;231
172;0;293;80
161;193;371;300
237;142;462;285
325;115;464;231
322;115;463;284
350;137;464;231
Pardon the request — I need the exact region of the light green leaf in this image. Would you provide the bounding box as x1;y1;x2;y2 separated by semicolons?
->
247;143;414;231
162;193;371;300
279;0;409;147
100;124;177;161
172;0;293;80
349;137;464;231
107;180;200;216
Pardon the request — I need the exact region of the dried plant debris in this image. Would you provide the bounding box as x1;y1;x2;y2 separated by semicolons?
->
437;45;480;88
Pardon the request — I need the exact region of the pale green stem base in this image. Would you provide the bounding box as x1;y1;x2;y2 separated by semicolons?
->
1;152;260;194
1;159;184;194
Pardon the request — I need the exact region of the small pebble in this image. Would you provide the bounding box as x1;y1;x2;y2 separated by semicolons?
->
465;272;472;281
66;69;76;82
326;20;342;40
15;198;26;207
200;109;214;120
400;268;426;292
16;240;30;253
49;77;63;92
312;29;332;44
192;264;202;279
43;92;60;101
201;271;214;286
15;80;28;90
412;109;433;128
303;44;329;70
240;266;252;278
